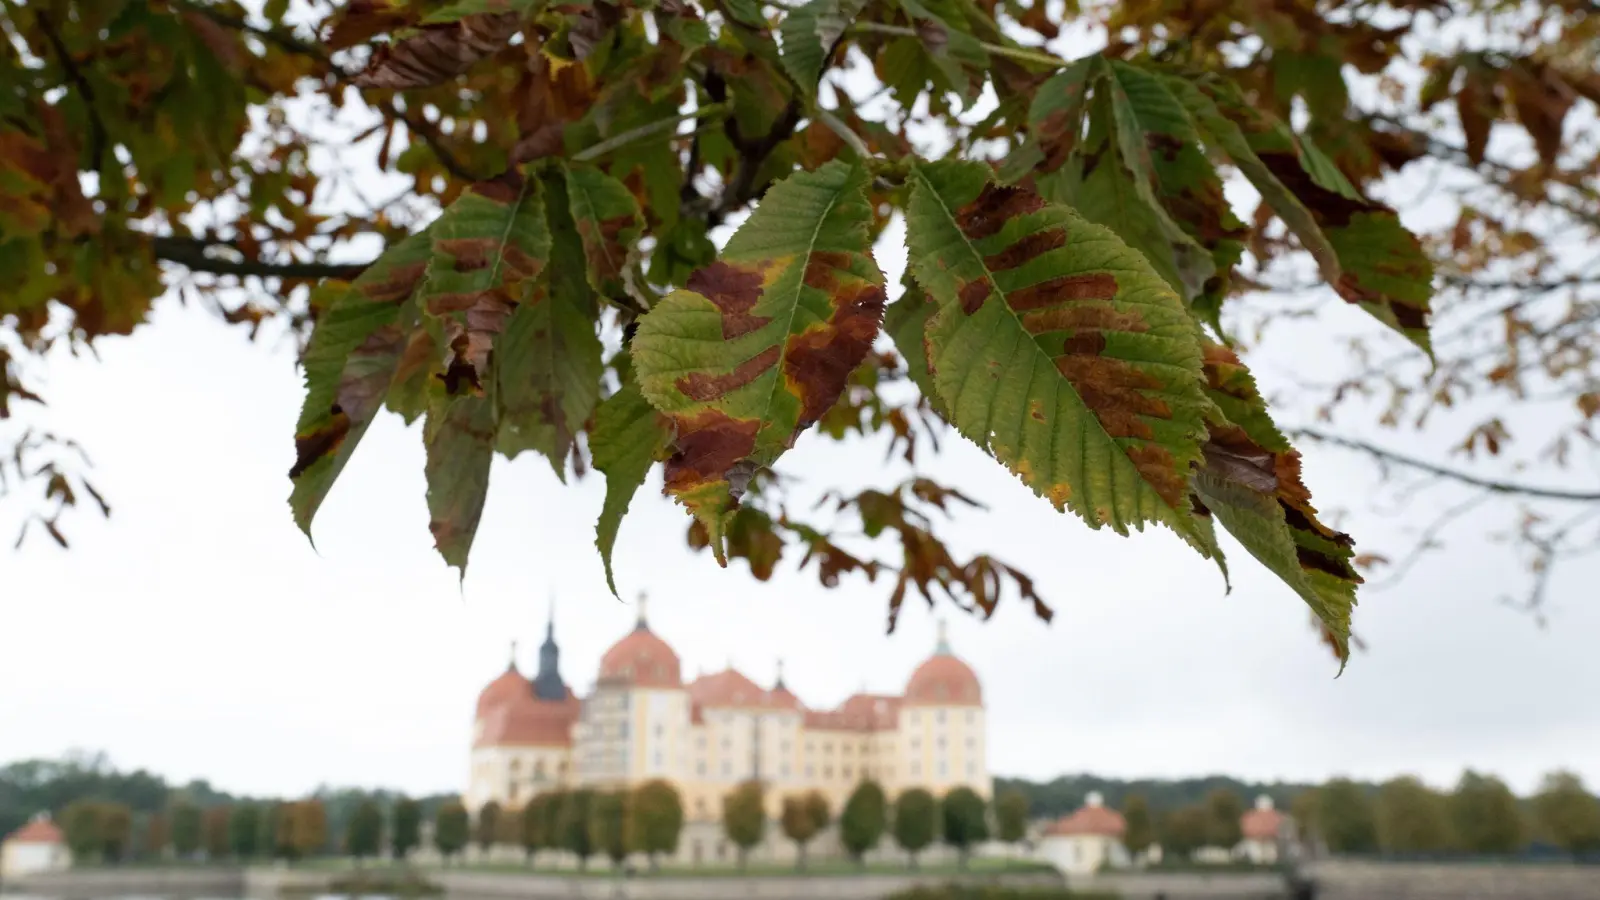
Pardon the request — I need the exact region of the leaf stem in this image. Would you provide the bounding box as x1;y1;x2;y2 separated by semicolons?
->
814;108;872;160
573;103;731;163
847;22;1067;69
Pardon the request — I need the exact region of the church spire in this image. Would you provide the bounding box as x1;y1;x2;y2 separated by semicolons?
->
532;594;567;701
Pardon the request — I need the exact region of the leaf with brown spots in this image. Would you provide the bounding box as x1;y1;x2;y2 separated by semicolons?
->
494;168;603;476
1194;342;1362;665
563;163;644;302
631;161;886;561
353;10;522;90
424;391;497;578
904;159;1217;557
289;232;435;539
1186;73;1435;353
417;166;551;394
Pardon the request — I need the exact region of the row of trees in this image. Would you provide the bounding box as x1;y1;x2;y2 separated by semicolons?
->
1294;772;1600;856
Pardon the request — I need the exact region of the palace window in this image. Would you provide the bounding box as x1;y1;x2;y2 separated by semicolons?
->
823;766;833;778
938;761;948;777
843;765;853;778
937;710;946;725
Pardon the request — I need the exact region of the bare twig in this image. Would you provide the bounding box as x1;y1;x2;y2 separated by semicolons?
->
150;237;369;280
1292;427;1600;502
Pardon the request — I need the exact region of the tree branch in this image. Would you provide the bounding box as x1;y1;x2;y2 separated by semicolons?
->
1291;427;1600;502
150;237;370;281
35;11;107;171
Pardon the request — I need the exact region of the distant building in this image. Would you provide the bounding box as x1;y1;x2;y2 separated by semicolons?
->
1;814;70;878
1237;794;1288;864
464;598;991;864
1038;791;1129;874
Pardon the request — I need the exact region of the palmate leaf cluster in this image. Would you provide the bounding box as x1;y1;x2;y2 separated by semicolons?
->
14;0;1600;662
268;0;1447;664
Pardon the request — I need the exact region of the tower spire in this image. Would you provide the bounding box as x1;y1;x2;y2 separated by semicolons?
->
546;591;556;641
635;591;649;631
533;592;567;701
935;618;951;655
775;658;786;690
508;639;519;670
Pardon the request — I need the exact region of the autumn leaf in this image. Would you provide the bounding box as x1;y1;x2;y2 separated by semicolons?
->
354;11;522;90
591;375;672;597
904;159;1216;555
779;0;868;95
563;163;644;302
424;392;496;577
1194;343;1361;664
630;160;886;561
289;233;434;537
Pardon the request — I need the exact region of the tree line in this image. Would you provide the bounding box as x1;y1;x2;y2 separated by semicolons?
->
1103;771;1600;860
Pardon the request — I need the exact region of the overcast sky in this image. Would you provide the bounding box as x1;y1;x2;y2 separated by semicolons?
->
4;7;1599;802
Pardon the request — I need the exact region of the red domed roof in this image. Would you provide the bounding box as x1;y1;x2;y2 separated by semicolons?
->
1045;798;1126;837
904;653;982;706
475;691;579;748
1241;799;1286;841
476;664;531;718
599;625;681;688
6;818;63;844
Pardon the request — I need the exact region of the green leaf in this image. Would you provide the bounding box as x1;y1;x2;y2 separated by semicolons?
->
591;377;672;597
1031;57;1214;304
418;168;552;392
778;0;868;96
882;285;947;419
1195;342;1361;663
494;169;604;475
563;163;644;302
894;0;990;106
424;393;497;578
631;160;886;561
1191;75;1434;352
903;159;1216;553
289;232;434;537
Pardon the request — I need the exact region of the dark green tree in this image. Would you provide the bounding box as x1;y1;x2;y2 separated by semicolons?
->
1375;777;1453;853
475;800;502;854
1158;805;1211;857
169;802;202;858
940;787;988;869
557;789;596;871
229;804;260;859
1205;789;1244;848
995;789;1029;849
1122;794;1154;854
258;803;283;860
391;797;421;861
1450;771;1525;854
722;780;766;872
521;793;552;864
588;790;630;870
628;780;684;869
840;781;888;868
346;799;384;863
892;788;938;870
1531;771;1600;856
100;803;132;863
434;800;470;865
1317;779;1379;854
60;799;104;862
203;806;231;859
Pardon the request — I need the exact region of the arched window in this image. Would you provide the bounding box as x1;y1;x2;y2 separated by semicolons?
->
534;759;546;779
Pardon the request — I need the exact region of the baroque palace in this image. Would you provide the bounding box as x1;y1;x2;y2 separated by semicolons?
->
466;598;991;847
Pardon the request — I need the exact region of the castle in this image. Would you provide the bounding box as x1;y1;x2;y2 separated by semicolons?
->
465;597;991;854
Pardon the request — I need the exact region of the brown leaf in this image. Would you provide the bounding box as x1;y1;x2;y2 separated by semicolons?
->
354;13;521;90
1455;74;1497;166
324;0;411;50
1506;61;1575;167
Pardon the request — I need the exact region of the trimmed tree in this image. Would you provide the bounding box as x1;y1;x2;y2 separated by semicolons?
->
141;811;169;860
521;794;551;865
1317;779;1379;853
1205;789;1244;848
588;790;630;870
1375;777;1454;852
434;800;470;865
722;780;766;871
61;800;103;863
558;789;596;870
1122;794;1154;855
1532;771;1600;856
629;780;685;870
229;804;260;859
475;800;502;854
257;803;282;860
840;781;888;868
1158;805;1210;857
170;802;202;858
780;792;828;871
203;806;231;860
941;787;988;869
391;797;422;861
892;788;938;870
995;789;1029;851
290;800;328;860
1450;771;1525;854
100;804;132;864
346;800;384;863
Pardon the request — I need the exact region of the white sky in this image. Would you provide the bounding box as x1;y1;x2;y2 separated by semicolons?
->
3;4;1599;802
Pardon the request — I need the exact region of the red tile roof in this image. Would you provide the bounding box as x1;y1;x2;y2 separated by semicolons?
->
1045;804;1126;837
475;691;580;748
803;693;900;731
904;654;982;706
476;665;530;718
6;819;64;844
1241;807;1285;841
598;626;681;688
687;669;803;710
